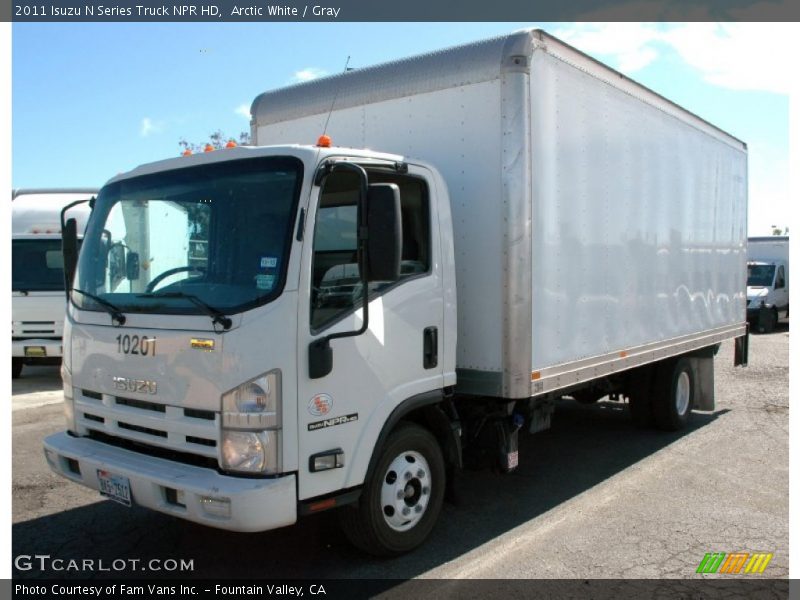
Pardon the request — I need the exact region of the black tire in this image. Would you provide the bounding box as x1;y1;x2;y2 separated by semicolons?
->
652;358;694;431
758;308;777;334
338;422;445;556
12;358;23;379
766;309;778;333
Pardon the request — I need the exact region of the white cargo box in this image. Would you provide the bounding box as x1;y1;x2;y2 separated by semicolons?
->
252;29;748;399
748;236;788;263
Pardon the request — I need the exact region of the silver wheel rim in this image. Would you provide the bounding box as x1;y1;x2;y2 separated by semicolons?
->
675;371;690;416
380;450;431;532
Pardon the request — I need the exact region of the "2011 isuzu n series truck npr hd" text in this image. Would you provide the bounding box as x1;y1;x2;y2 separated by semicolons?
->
44;30;748;556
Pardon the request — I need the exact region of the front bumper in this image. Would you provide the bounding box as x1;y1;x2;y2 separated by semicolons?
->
12;338;62;358
43;432;297;532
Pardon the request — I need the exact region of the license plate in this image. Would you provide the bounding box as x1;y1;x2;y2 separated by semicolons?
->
97;470;132;506
24;346;46;357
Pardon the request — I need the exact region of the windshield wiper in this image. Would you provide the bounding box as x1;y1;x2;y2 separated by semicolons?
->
138;291;232;330
73;288;127;326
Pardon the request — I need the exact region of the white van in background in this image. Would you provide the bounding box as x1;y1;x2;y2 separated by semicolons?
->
12;189;95;378
747;236;789;333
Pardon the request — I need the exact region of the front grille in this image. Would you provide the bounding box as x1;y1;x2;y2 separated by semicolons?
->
119;422;168;438
87;430;218;470
17;321;57;335
74;388;220;461
116;396;166;413
186;436;216;447
184;408;215;420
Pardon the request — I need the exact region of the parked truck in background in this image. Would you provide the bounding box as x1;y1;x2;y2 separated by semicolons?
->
43;30;748;556
12;189;94;378
747;236;789;333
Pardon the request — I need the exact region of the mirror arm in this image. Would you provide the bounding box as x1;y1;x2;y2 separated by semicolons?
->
59;197;93;233
60;197;94;302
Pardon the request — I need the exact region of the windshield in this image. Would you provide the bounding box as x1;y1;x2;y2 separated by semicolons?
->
747;264;775;287
73;156;303;316
13;239;68;292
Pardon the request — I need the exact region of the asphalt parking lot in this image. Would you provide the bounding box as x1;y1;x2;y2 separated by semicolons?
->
12;325;789;583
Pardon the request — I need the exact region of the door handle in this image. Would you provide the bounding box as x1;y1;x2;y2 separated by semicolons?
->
423;327;438;369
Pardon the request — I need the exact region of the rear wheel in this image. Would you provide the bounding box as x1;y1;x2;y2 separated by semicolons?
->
758;308;778;333
12;358;23;379
339;422;445;556
652;358;694;431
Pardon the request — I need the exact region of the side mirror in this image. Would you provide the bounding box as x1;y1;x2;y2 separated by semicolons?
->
62;218;79;298
365;183;402;282
126;251;140;281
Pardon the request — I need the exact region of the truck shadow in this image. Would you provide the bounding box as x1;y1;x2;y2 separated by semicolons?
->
12;365;62;395
13;401;726;581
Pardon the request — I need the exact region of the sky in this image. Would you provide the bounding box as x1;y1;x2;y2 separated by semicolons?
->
10;22;795;235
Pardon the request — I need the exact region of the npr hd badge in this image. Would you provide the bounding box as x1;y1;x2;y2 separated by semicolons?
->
308;393;333;416
308;414;358;431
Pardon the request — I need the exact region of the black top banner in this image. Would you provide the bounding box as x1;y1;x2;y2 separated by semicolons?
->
5;0;800;22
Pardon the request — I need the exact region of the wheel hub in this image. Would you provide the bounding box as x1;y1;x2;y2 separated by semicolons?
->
380;450;431;531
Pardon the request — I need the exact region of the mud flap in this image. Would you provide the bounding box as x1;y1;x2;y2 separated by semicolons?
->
734;327;749;367
688;356;715;411
496;414;523;473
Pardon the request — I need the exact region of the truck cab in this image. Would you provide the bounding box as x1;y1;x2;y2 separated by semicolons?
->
43;144;456;550
12;190;94;378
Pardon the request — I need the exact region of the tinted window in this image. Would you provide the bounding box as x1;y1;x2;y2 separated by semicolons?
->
12;239;66;292
73;156;303;316
310;170;430;331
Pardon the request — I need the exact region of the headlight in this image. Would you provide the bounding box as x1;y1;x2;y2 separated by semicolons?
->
220;370;282;474
61;363;76;434
222;370;280;429
221;430;281;473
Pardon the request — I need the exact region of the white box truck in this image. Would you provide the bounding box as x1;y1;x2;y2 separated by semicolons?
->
44;30;748;556
12;189;94;378
747;236;789;333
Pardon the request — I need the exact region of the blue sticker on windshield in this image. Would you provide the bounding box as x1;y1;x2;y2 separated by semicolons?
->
260;256;278;269
255;274;275;290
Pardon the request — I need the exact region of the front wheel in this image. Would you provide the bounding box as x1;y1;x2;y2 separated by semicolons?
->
338;422;445;556
12;358;23;379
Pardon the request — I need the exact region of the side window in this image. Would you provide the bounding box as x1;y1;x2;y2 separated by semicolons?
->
310;169;431;331
776;266;785;289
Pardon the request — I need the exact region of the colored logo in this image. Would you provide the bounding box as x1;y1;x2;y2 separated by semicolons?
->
308;393;333;417
696;552;773;574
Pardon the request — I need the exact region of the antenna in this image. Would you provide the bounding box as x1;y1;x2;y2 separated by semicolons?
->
321;56;351;138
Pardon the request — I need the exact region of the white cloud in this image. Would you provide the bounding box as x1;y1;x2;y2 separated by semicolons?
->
140;117;164;137
235;103;250;119
553;23;663;73
291;67;326;83
660;23;796;95
552;23;798;95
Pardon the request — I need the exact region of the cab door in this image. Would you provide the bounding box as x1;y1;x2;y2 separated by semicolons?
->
295;163;445;501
